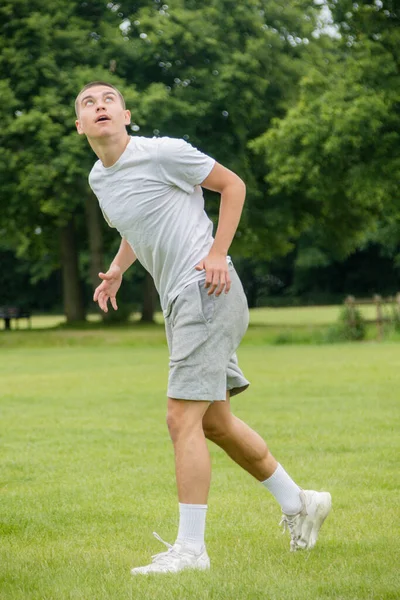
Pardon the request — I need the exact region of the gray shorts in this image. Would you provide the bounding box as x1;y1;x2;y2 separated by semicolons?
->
165;265;250;401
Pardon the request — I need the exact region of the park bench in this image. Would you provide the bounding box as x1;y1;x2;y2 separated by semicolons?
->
0;306;32;330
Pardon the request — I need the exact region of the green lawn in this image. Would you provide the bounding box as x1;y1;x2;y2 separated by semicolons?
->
1;328;399;599
248;304;378;326
12;303;380;330
3;304;399;350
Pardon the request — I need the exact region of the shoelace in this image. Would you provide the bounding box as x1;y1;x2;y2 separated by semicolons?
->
280;491;307;539
279;514;299;538
152;531;172;551
150;532;181;566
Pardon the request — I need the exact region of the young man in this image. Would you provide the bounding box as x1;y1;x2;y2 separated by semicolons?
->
75;81;331;575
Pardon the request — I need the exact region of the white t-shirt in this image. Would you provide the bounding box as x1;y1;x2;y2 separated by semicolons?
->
89;136;216;316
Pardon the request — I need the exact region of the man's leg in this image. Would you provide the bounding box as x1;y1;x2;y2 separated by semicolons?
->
131;397;212;575
167;397;211;504
203;392;278;481
166;397;212;554
202;393;302;514
202;393;331;550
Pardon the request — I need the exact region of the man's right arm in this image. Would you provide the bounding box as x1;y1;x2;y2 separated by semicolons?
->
110;238;137;274
93;238;137;312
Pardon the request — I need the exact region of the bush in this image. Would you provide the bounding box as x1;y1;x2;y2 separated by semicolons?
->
391;307;400;333
335;305;367;341
321;324;346;344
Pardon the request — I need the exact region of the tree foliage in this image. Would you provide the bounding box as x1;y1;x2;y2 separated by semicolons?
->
0;0;134;261
1;0;398;316
0;0;320;315
252;0;400;261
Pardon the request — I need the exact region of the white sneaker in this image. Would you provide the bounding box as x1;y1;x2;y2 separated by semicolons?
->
131;532;210;575
280;490;332;551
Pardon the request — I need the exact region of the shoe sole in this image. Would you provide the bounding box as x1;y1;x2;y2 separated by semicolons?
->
131;558;210;575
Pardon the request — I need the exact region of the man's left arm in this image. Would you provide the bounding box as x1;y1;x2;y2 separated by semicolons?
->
196;162;246;296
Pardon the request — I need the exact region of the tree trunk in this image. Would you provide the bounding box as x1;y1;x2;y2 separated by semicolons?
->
85;192;105;291
85;192;106;319
141;272;156;322
59;219;86;323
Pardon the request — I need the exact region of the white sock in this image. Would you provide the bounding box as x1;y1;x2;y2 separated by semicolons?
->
261;463;303;515
176;503;207;553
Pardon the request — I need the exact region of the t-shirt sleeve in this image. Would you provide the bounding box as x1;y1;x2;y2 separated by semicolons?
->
88;170;115;228
156;137;216;193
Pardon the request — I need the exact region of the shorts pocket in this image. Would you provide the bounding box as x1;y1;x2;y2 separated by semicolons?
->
197;280;215;324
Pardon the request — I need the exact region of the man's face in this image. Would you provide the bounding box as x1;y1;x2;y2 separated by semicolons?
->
75;85;131;139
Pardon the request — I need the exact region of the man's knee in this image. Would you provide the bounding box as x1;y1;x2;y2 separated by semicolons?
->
202;415;232;442
166;408;181;443
166;398;209;443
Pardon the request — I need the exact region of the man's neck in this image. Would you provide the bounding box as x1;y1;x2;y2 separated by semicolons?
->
89;133;131;168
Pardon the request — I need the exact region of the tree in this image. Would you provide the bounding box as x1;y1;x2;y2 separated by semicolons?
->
1;0;324;320
0;0;139;321
251;0;400;264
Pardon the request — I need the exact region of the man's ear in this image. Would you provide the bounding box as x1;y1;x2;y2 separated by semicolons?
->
75;119;84;135
124;110;131;125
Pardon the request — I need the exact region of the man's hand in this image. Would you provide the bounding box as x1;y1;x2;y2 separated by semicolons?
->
93;265;122;312
195;251;231;296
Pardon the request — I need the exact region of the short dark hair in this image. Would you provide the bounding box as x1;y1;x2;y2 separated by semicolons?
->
75;81;125;116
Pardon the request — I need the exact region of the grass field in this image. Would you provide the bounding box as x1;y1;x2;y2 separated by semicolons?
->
8;304;380;330
2;305;399;350
1;317;399;599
